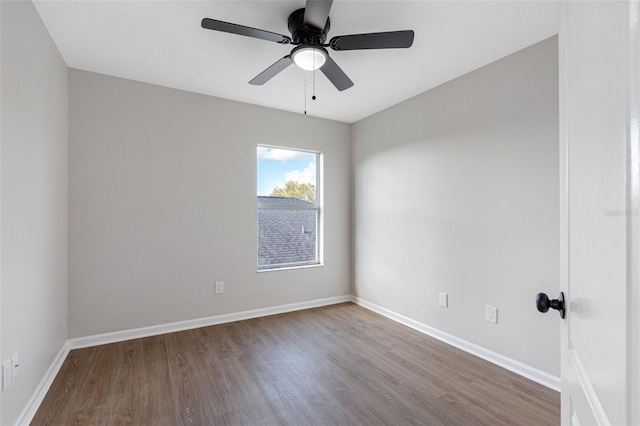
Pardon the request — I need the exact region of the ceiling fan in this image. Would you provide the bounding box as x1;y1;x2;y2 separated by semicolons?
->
201;0;414;91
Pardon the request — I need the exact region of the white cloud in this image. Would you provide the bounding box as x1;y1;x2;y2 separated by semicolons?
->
257;147;312;162
285;162;316;185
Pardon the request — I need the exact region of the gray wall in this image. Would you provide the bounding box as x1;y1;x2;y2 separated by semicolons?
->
352;37;560;375
68;70;352;338
1;2;69;424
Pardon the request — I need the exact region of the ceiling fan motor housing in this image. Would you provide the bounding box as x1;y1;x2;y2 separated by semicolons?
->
288;8;330;45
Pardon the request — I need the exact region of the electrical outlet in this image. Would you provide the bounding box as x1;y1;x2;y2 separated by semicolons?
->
11;353;19;380
486;305;498;324
2;360;11;390
439;292;448;308
215;281;224;294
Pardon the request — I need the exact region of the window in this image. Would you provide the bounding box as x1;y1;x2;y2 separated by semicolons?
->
257;145;321;270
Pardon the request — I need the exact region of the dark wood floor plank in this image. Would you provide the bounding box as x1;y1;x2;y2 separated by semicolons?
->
32;302;560;425
165;329;217;424
138;335;174;426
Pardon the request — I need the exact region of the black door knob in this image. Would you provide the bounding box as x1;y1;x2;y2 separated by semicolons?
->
536;292;565;319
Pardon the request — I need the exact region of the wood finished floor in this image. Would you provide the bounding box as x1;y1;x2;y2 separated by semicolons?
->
33;303;559;425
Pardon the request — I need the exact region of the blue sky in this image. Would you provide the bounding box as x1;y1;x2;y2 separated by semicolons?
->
257;146;317;196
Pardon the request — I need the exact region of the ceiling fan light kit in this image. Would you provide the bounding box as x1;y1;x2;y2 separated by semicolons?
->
291;45;327;71
201;0;414;92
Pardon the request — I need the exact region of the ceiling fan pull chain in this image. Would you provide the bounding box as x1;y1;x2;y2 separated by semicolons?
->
313;66;317;101
304;78;307;115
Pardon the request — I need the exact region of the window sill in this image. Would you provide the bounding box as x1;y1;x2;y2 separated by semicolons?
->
257;262;323;273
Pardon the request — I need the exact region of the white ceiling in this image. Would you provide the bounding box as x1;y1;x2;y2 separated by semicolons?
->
33;1;558;123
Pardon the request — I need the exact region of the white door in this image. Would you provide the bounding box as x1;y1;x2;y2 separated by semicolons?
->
559;1;639;425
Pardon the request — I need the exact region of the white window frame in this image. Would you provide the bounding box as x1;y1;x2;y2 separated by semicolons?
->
257;145;322;271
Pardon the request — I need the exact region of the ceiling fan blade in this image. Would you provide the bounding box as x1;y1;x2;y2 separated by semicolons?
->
303;0;333;31
329;30;414;51
201;18;291;44
249;56;293;85
320;55;353;91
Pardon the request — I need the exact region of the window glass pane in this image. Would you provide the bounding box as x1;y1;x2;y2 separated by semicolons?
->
257;146;320;269
257;147;317;202
258;204;317;267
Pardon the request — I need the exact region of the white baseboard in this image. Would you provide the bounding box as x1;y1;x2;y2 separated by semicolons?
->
68;295;352;350
351;296;560;392
15;342;70;426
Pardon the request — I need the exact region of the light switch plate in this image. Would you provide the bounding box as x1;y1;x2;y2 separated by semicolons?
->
2;360;11;390
439;292;448;308
215;281;224;294
486;305;498;324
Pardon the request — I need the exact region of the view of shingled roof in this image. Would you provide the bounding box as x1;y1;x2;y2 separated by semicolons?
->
258;196;317;268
